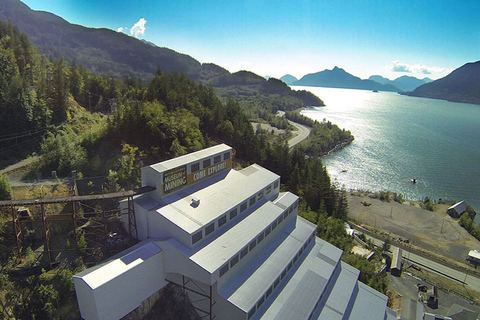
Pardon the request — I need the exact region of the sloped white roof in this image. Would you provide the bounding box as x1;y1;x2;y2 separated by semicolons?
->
149;144;231;173
73;241;162;290
156;164;279;233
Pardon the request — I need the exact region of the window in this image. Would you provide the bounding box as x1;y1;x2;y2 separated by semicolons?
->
288;260;293;270
294;254;298;263
265;226;271;237
203;159;211;168
220;263;229;277
230;208;238;219
266;286;273;298
249;196;256;206
288;206;293;214
271;220;277;230
248;307;256;319
218;215;227;227
240;246;248;259
249;239;257;251
278;215;283;224
205;223;215;236
214;155;221;164
295;199;299;208
281;269;287;279
191;162;200;172
257;233;264;244
283;211;288;219
266;185;272;194
257;296;264;309
274;181;279;189
230;255;239;268
192;230;202;244
224;152;230;160
274;277;280;288
257;191;264;200
240;202;247;212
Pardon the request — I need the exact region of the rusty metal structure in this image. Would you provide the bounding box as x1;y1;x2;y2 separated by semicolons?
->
0;186;154;267
167;276;216;320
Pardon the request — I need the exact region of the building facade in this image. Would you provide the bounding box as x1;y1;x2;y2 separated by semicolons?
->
73;144;395;320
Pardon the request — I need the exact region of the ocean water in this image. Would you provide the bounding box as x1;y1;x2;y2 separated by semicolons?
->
294;86;480;211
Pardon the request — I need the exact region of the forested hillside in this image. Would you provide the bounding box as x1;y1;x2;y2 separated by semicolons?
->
0;0;323;111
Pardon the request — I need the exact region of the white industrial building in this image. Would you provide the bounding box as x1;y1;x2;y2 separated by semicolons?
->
73;144;396;320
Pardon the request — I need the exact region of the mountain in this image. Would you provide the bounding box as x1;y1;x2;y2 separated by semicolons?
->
0;0;210;82
280;74;298;85
294;67;400;92
369;75;432;92
402;61;480;105
0;0;323;108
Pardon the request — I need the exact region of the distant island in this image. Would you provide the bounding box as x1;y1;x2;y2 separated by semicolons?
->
401;61;480;105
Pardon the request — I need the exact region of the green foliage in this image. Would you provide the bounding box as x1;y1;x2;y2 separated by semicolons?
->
299;119;353;157
459;206;480;240
421;196;434;211
0;174;12;200
107;143;145;190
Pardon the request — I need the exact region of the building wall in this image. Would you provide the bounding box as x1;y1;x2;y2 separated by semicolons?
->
75;251;166;320
73;279;99;320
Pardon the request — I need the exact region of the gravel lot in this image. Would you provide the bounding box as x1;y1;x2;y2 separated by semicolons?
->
348;193;480;264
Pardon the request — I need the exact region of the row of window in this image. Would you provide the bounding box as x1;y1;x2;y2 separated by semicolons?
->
190;152;231;173
248;231;316;319
191;180;281;245
219;196;299;278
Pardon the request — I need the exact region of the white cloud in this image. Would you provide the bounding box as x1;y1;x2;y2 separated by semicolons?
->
130;18;147;38
389;60;453;76
117;27;124;33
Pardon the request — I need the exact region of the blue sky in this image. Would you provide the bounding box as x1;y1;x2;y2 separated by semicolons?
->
20;0;480;80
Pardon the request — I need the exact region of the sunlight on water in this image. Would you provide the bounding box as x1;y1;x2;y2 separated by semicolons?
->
294;86;480;211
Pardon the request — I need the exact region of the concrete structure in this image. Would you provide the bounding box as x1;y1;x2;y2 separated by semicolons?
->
73;144;395;320
447;201;468;218
391;247;403;277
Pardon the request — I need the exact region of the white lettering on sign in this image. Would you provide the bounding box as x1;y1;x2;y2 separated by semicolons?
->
193;170;206;181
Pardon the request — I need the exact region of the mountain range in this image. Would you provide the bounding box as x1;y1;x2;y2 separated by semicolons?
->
0;0;322;106
368;75;432;92
288;67;400;92
1;0;478;106
402;61;480;105
281;70;432;92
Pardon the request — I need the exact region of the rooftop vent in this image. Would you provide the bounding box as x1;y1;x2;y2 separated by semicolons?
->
192;197;200;207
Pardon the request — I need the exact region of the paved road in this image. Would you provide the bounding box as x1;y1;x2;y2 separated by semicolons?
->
366;235;480;292
287;121;311;148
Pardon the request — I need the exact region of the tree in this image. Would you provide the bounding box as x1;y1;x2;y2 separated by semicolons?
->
0;174;11;200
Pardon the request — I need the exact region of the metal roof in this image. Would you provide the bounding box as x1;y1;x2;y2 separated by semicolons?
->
73;241;162;290
190;200;285;273
149;144;231;173
260;235;342;320
155;164;279;233
220;217;316;313
347;281;389;320
316;262;360;320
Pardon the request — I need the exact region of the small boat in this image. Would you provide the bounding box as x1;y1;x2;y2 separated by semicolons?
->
372;90;379;93
411;178;417;184
341;169;348;173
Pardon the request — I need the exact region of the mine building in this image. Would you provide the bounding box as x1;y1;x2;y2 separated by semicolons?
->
73;144;395;320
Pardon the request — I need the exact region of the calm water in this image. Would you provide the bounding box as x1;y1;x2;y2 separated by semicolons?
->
294;86;480;211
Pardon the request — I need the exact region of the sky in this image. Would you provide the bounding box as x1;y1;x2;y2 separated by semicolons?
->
20;0;480;81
